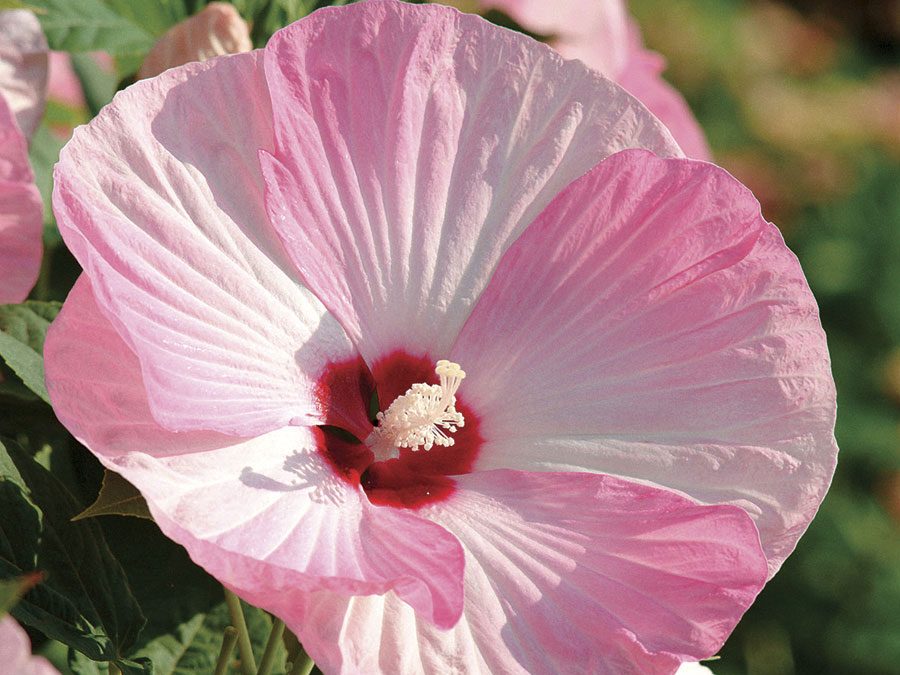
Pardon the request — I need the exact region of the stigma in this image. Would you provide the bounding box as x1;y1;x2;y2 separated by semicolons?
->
366;360;466;462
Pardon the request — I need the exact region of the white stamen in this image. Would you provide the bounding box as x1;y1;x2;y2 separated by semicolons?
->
366;360;466;462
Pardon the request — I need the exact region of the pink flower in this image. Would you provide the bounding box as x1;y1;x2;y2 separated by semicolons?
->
0;616;58;675
44;52;117;139
480;0;712;159
0;10;45;304
0;9;48;139
45;2;836;673
137;2;253;80
47;52;86;109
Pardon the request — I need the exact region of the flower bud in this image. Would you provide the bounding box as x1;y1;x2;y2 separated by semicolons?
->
138;2;252;80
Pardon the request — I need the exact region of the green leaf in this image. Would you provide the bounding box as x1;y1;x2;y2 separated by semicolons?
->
98;515;221;665
69;650;153;675
244;0;325;47
69;650;107;675
73;470;153;522
0;573;41;615
0;364;41;402
132;598;286;675
0;396;92;505
98;509;290;673
96;510;286;675
28;125;66;241
230;0;269;18
97;509;288;673
102;0;187;37
0;440;147;668
0;301;61;403
0;438;27;490
70;52;119;118
26;0;155;55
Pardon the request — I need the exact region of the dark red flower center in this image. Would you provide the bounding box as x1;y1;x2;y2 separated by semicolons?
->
313;350;483;509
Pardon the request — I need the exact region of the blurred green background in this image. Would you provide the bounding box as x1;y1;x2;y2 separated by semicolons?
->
629;0;900;672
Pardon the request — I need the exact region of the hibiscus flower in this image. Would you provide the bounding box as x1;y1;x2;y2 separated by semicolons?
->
0;616;58;675
0;9;48;139
477;0;712;159
45;2;836;673
0;10;46;304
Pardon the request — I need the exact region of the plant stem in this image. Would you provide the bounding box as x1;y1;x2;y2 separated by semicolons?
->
223;588;257;675
108;664;121;675
256;618;285;675
288;649;315;675
214;627;239;675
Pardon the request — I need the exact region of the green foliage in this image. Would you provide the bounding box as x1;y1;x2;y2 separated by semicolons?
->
70;52;120;117
24;0;156;55
29;127;82;303
235;0;349;46
0;360;41;403
130;598;288;674
68;649;151;675
28;126;66;243
102;0;187;37
73;470;153;522
0;391;89;508
83;511;287;673
0;440;147;670
68;650;109;675
0;573;41;615
0;302;61;403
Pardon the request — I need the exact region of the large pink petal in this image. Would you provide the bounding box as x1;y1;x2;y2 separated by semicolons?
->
260;0;680;364
52;50;360;437
45;276;234;460
292;470;767;674
0;616;59;675
45;276;464;627
0;95;42;304
452;149;837;575
0;9;48;140
134;436;465;629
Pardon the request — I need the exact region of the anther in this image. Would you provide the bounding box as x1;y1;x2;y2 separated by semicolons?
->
366;360;467;462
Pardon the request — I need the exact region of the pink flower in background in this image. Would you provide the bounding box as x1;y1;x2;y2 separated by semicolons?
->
46;2;836;673
481;0;712;159
47;51;86;109
138;2;252;80
0;616;58;675
0;10;45;304
44;52;117;139
0;9;47;139
0;98;42;304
